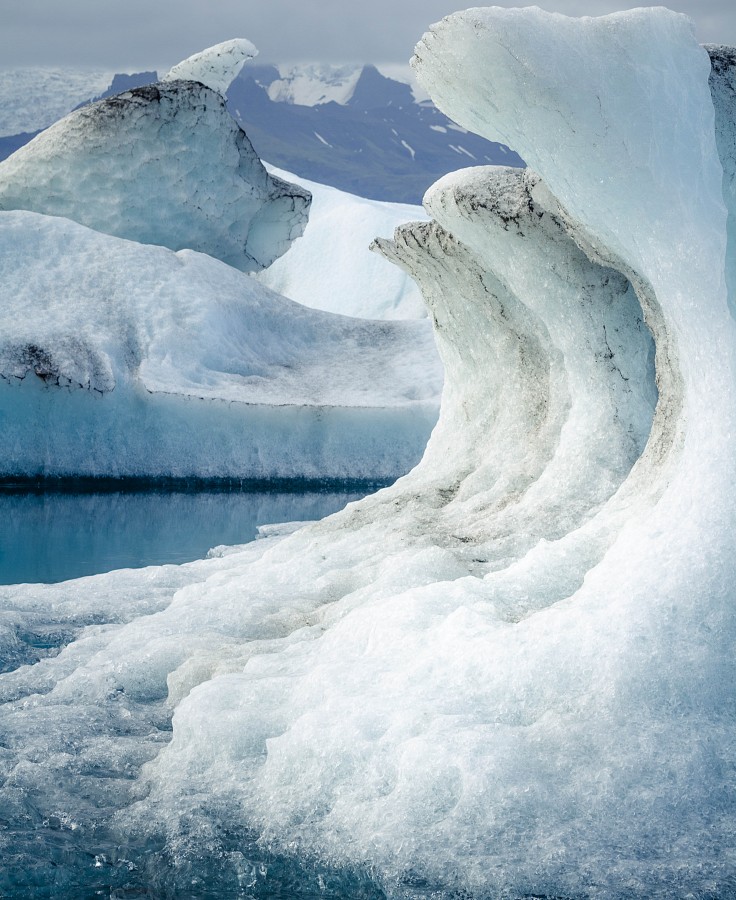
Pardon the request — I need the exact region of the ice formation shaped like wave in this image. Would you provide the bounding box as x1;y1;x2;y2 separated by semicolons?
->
0;46;310;272
2;8;736;900
162;38;257;95
0;211;440;479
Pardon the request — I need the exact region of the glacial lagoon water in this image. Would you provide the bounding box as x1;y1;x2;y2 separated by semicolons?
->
0;481;392;899
0;481;379;585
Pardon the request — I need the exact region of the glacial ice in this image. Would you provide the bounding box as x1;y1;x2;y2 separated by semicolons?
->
0;61;310;272
2;7;736;900
0;210;441;479
162;39;257;95
256;165;429;319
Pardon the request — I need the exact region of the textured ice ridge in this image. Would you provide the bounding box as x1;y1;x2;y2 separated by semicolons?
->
0;45;310;272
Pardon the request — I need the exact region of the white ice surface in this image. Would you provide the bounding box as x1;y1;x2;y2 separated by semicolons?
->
255;165;428;319
263;62;430;107
0;210;441;479
163;39;258;96
2;10;735;900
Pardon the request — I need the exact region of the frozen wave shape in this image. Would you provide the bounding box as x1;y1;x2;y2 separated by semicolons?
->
136;10;735;897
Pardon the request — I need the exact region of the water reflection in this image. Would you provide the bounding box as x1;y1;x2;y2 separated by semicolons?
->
0;482;382;585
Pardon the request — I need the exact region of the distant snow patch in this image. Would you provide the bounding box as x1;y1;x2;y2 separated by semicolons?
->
267;64;362;106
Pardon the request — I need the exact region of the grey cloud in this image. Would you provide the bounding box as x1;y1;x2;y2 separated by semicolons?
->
1;0;735;69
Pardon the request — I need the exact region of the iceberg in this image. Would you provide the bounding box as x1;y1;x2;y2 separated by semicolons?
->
0;45;310;272
1;8;735;900
0;210;440;479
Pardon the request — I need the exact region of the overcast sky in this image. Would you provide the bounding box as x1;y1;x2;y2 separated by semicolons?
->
2;0;735;70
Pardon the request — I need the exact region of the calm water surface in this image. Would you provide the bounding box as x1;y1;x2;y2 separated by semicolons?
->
0;482;381;585
0;481;397;899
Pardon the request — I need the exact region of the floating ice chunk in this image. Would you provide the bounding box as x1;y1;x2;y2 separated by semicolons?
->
0;77;309;272
163;39;258;95
0;210;441;479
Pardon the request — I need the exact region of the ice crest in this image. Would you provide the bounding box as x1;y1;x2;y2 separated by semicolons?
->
162;38;258;95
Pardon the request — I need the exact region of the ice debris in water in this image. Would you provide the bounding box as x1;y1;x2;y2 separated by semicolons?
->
162;38;258;95
0;43;309;272
2;8;736;900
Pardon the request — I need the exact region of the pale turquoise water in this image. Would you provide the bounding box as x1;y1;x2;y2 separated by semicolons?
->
0;481;392;899
0;482;380;585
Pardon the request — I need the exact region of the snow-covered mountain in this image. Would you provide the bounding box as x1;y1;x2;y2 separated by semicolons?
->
228;62;523;202
264;63;364;106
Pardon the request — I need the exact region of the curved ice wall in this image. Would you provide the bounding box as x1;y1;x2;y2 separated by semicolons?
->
2;9;736;900
143;10;731;895
0;43;310;272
